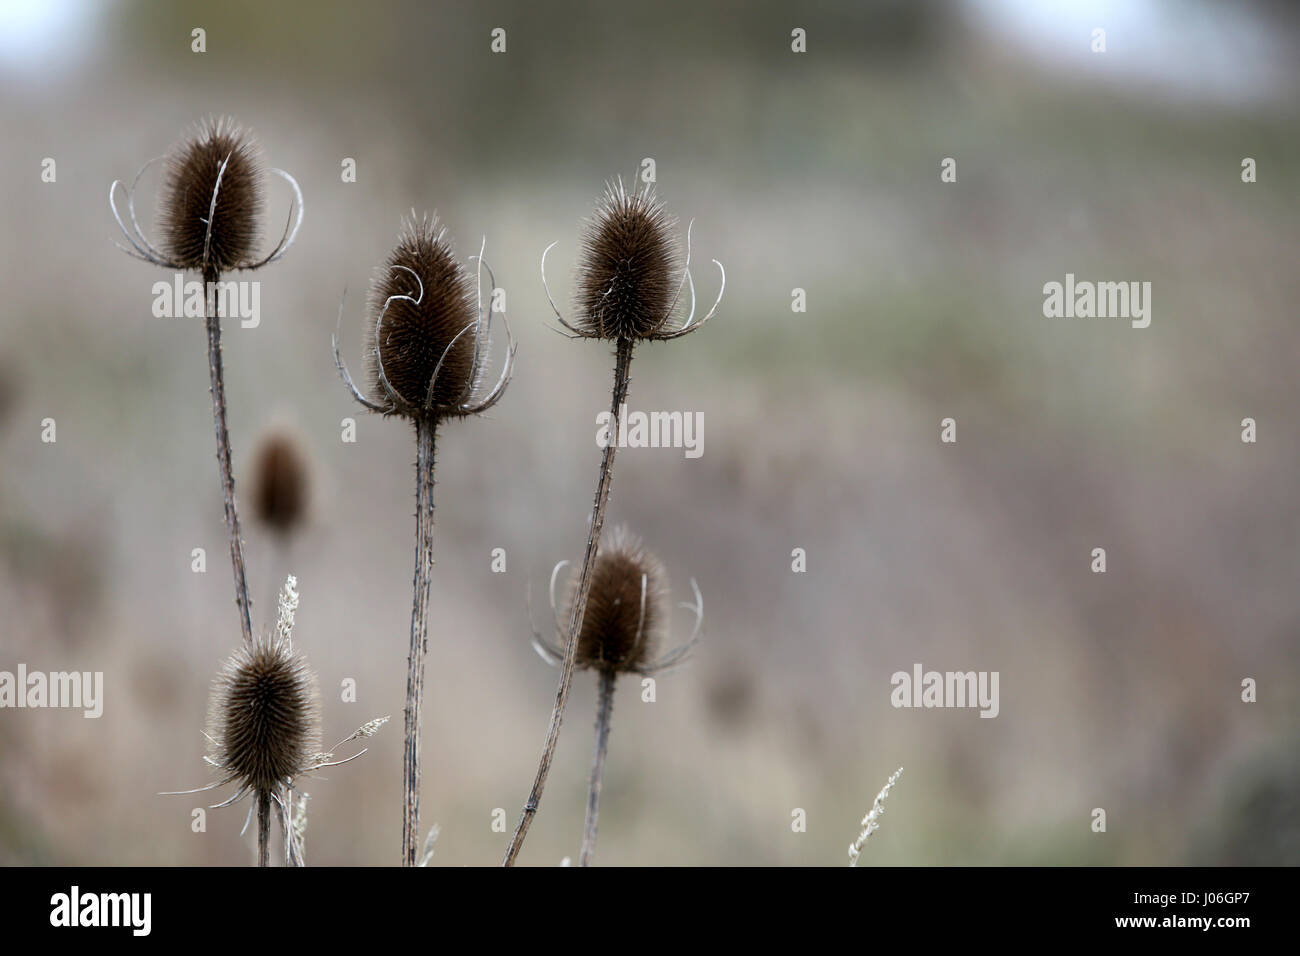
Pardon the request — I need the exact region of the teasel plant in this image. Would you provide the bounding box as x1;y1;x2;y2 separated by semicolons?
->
531;526;702;865
332;213;516;865
164;575;388;866
503;178;724;865
110;116;303;645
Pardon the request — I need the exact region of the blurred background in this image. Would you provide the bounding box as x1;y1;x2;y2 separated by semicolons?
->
0;0;1297;866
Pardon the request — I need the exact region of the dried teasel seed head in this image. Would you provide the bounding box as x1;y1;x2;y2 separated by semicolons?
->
575;180;680;340
249;429;310;536
569;526;669;674
158;116;264;273
208;635;320;794
366;214;480;413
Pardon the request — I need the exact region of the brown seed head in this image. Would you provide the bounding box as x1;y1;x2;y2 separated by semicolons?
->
366;215;480;413
569;526;669;673
158;116;264;273
208;636;320;794
250;429;310;536
575;181;680;340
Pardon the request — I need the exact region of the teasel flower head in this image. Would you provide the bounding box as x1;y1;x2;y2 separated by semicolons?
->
163;577;388;864
576;181;678;339
159;116;263;271
249;427;311;537
207;625;322;796
110;115;303;274
533;526;704;676
541;178;726;343
333;213;516;420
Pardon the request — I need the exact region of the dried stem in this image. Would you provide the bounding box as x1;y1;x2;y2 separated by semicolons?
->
503;337;634;865
403;415;438;866
579;669;616;867
256;789;271;867
277;791;305;867
203;265;254;645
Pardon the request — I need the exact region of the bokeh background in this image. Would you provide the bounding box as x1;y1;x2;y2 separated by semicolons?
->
1;0;1297;866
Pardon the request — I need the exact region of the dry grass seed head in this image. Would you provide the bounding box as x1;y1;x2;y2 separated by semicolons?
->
158;116;264;272
570;526;669;673
366;215;480;412
575;181;680;340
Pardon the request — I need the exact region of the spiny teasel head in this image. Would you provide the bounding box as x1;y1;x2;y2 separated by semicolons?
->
572;527;670;673
534;528;704;676
249;428;310;537
110;116;302;274
158;116;264;273
541;179;725;343
207;631;321;796
575;180;680;340
165;578;385;865
570;526;668;673
366;215;479;411
336;213;515;420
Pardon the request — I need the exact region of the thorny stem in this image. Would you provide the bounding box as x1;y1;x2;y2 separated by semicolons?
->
403;415;438;866
579;669;616;867
503;337;634;866
204;265;254;645
256;789;271;868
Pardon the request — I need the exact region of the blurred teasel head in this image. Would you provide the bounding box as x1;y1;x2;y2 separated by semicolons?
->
334;213;516;420
543;179;726;343
534;526;704;677
249;428;311;537
110;115;303;275
575;526;668;672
